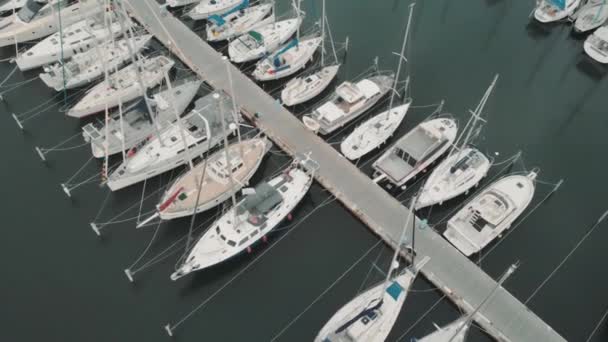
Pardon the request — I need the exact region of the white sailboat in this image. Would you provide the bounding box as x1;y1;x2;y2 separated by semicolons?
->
67;55;175;118
206;1;274;42
574;0;608;32
188;0;246;20
534;0;581;23
39;34;152;91
228;16;302;63
416;75;498;209
82;78;201;158
170;158;314;280
372;117;458;189
444;171;538;256
0;0;30;13
341;4;415;161
0;0;103;48
15;11;132;71
280;0;339;105
316;194;429;342
584;25;608;63
252;35;322;81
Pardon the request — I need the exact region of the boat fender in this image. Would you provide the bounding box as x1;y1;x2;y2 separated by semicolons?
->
262;235;268;243
287;213;293;221
247;246;253;254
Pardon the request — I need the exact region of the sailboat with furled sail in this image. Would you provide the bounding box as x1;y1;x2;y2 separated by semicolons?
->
340;3;415;161
315;193;430;342
280;0;340;106
206;0;274;42
534;0;581;23
416;75;498;210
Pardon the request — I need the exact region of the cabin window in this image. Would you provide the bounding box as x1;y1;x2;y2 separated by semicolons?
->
170;136;178;142
239;237;249;246
227;240;236;247
220;234;226;241
216;227;220;234
188;125;198;133
279;185;288;193
250;230;258;237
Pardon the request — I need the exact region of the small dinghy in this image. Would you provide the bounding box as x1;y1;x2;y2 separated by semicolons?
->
106;92;237;191
372;117;458;189
67;55;175;118
534;0;581;23
206;2;274;42
169;157;313;280
153;137;272;222
40;34;152;91
252;36;323;81
416;75;498;209
16;13;132;71
188;0;246;20
302;71;394;135
82;78;202;158
0;0;103;48
584;25;608;63
443;170;538;256
228;17;301;63
574;0;608;33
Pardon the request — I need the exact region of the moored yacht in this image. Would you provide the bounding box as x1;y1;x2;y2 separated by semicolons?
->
67;55;175;118
0;0;30;13
443;171;538;256
106;92;238;191
534;0;581;23
40;34;152;91
188;0;244;20
206;2;274;42
82;78;201;158
155;137;272;221
170;158;312;280
0;0;103;48
574;0;608;33
584;25;608;63
227;17;301;63
281;65;339;106
15;13;132;71
372;117;458;189
252;36;323;81
302;72;394;135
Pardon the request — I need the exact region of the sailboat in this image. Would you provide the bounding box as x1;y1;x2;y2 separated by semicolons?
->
106;92;238;191
39;34;152;91
574;0;608;33
416;75;498;210
534;0;581;23
15;10;133;71
188;0;245;20
0;0;30;13
228;15;302;63
443;170;538;257
280;0;339;105
372;117;458;189
170;157;314;280
302;69;394;135
82;78;202;158
316;194;429;342
206;1;274;42
415;263;518;342
67;55;175;118
584;25;608;63
341;3;415;161
0;0;103;48
252;35;322;81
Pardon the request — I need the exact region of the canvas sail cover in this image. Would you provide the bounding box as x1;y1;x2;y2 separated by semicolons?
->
547;0;566;10
237;182;283;215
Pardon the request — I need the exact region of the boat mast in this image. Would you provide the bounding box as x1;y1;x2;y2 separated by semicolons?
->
388;2;415;115
217;91;239;225
100;0;112;178
447;263;518;342
320;0;325;66
323;5;338;64
164;72;195;170
223;56;242;157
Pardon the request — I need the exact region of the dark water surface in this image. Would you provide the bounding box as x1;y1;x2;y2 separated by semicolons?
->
1;0;608;341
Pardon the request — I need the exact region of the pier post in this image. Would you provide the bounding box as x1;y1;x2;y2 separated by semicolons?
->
60;184;71;198
12;113;24;131
35;147;47;162
164;324;173;337
124;268;134;283
90;223;101;236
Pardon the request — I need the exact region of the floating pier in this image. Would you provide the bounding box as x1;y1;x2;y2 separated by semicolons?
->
123;1;567;341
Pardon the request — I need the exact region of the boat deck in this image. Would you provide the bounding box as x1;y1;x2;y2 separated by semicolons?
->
123;1;567;341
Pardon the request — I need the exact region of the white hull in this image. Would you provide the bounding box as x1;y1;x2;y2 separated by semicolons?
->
444;172;537;256
340;101;411;160
584;26;608;63
315;270;416;342
228;17;301;63
165;0;199;8
253;37;323;81
188;0;242;20
416;147;491;209
67;56;174;118
574;1;608;33
0;0;103;48
0;0;28;13
206;4;274;42
534;0;581;23
281;64;339;106
171;165;312;280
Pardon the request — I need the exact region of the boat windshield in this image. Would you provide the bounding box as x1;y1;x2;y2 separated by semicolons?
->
17;0;46;23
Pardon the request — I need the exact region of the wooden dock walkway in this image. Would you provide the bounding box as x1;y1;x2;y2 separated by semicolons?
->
123;1;567;341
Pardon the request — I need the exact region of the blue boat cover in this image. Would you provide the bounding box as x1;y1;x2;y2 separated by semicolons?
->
386;281;404;301
209;0;250;26
273;38;299;67
547;0;566;10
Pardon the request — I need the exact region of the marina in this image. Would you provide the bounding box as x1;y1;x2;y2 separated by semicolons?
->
2;0;608;341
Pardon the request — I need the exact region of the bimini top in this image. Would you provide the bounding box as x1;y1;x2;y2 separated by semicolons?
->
335;79;380;104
